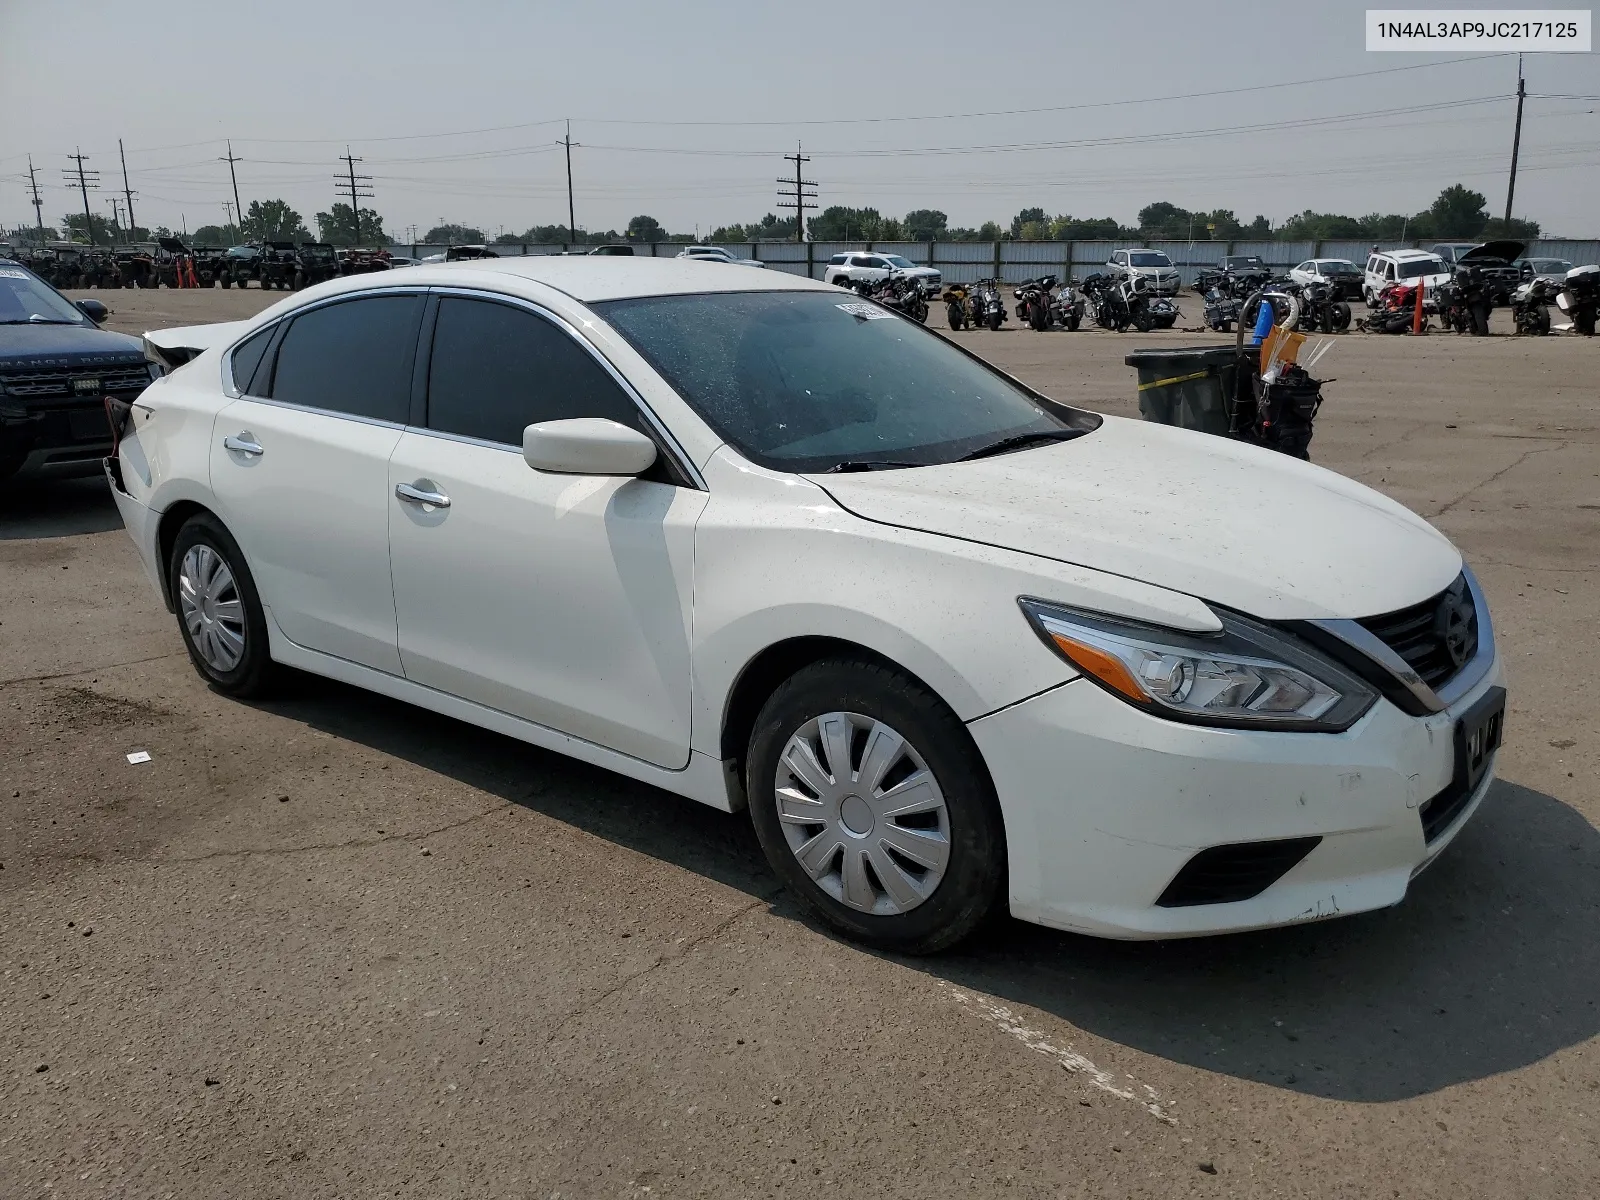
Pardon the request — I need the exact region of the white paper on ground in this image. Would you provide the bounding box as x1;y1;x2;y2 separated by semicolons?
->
126;750;152;764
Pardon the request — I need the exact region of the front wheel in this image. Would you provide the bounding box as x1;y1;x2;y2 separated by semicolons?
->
946;303;965;331
746;658;1006;954
1331;301;1351;331
986;310;1002;331
168;513;280;698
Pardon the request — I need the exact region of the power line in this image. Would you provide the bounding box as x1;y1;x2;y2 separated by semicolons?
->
63;150;100;246
220;141;246;238
776;143;816;243
337;148;375;245
119;139;138;235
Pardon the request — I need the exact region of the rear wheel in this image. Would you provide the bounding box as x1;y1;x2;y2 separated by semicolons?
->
746;658;1006;954
1029;303;1049;331
946;303;965;331
168;513;279;699
1065;312;1081;331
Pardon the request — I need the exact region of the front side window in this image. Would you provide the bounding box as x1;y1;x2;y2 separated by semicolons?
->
597;290;1095;474
425;297;642;446
0;266;89;325
269;294;422;422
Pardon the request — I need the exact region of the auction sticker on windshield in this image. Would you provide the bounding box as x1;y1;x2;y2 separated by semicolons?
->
0;268;30;279
836;302;898;319
1367;10;1590;50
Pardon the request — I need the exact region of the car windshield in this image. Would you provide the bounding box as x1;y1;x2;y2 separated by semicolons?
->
1399;257;1446;279
0;266;87;324
883;255;916;269
1226;257;1264;269
596;290;1087;473
1530;259;1572;273
1129;252;1171;267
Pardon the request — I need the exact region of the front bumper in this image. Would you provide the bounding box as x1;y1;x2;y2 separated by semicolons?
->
969;657;1502;939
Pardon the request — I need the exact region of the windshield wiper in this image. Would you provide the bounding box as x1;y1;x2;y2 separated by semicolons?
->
823;459;924;473
956;429;1087;462
0;318;80;325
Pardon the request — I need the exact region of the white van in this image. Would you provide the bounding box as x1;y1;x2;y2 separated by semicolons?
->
1363;249;1451;306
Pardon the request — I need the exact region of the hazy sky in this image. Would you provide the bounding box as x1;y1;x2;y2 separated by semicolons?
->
2;0;1596;240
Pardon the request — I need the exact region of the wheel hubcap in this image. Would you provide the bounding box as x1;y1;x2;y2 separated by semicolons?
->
774;711;951;916
178;544;246;673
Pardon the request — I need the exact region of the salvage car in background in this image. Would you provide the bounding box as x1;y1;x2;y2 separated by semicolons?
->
824;251;939;295
117;257;1502;953
1107;248;1182;296
0;258;153;483
1289;258;1363;301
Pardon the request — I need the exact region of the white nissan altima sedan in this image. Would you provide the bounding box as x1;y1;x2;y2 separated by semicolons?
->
109;257;1503;953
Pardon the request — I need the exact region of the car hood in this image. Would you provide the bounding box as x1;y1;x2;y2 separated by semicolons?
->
1461;240;1525;265
807;415;1461;620
0;322;144;368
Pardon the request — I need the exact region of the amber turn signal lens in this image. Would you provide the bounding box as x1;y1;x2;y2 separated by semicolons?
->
1048;632;1148;703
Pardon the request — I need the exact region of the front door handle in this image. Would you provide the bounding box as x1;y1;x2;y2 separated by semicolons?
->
395;481;451;509
223;432;263;456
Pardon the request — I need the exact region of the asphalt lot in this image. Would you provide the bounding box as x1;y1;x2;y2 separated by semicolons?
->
3;284;1597;1198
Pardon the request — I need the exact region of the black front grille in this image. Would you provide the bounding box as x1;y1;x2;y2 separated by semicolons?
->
1156;837;1322;907
0;366;150;398
1358;574;1477;688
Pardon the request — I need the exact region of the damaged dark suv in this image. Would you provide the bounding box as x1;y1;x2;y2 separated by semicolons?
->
0;259;154;485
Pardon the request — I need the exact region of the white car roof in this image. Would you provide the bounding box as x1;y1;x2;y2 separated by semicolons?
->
252;255;828;304
1382;249;1442;261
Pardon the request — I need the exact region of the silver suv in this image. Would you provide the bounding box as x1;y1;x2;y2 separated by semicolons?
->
823;251;941;296
1107;248;1182;296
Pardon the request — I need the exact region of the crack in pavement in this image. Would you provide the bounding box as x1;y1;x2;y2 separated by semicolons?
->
32;802;516;869
0;652;183;689
542;895;771;1046
1428;441;1570;519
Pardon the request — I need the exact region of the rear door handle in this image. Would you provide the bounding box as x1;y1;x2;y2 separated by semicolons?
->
395;481;451;509
223;433;263;456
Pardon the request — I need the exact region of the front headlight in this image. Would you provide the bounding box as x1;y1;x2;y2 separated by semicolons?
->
1019;599;1376;732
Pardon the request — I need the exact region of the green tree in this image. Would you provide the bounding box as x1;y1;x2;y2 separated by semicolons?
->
1480;215;1541;240
492;232;524;244
61;212;117;246
709;225;748;242
245;199;310;242
1049;215;1126;241
807;206;883;241
315;203;388;246
976;220;1005;242
424;223;485;244
1136;201;1192;238
1426;185;1489;239
903;209;948;240
191;224;233;246
1009;207;1048;238
625;214;667;243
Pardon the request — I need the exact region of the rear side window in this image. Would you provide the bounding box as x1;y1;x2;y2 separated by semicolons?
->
268;294;422;422
229;326;273;396
424;297;642;446
829;254;847;265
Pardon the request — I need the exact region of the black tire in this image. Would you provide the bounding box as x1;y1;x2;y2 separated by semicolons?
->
1065;313;1081;331
746;658;1006;954
1029;303;1049;331
986;310;1002;331
1574;311;1595;336
167;513;280;699
946;303;964;331
1331;302;1351;331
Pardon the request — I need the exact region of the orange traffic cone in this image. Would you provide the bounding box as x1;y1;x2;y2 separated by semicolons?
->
1412;281;1425;334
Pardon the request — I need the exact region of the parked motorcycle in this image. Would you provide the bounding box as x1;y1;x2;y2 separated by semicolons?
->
1280;278;1350;333
1013;274;1058;331
1436;264;1492;335
942;283;971;330
1359;282;1424;334
968;278;1007;330
1556;264;1599;335
852;269;928;323
1084;272;1158;332
1510;277;1553;336
1145;294;1181;330
1051;280;1085;331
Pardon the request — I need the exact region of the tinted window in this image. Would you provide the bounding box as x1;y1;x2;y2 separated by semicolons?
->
230;327;273;396
270;295;421;422
829;254;847;265
426;297;642;446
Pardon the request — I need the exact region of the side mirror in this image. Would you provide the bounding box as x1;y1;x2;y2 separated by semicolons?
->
523;418;657;477
76;299;108;324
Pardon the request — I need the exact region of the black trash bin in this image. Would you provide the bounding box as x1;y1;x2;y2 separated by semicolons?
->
1124;345;1241;437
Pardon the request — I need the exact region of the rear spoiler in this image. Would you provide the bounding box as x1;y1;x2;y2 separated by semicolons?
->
143;320;248;372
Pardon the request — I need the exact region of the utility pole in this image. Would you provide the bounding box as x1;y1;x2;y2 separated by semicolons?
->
220;141;246;238
26;157;45;239
223;200;236;240
336;149;374;245
561;120;578;240
64;149;100;247
105;197;122;240
1504;54;1526;224
119;138;138;235
776;142;817;243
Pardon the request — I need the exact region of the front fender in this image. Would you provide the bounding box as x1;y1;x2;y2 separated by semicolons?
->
688;451;1220;759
